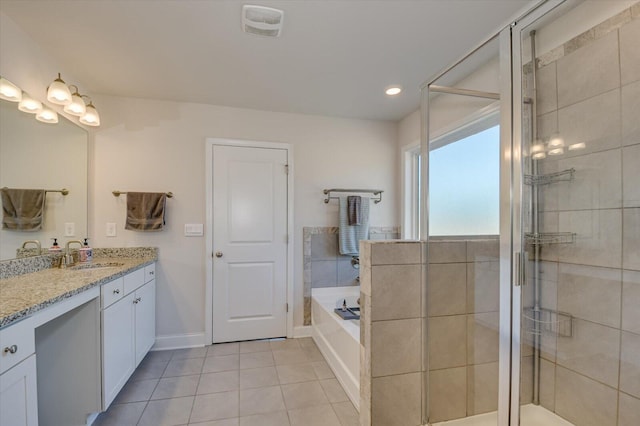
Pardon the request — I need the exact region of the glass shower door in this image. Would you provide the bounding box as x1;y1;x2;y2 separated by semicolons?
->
513;1;639;425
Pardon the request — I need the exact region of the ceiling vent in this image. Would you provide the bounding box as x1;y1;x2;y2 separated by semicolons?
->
242;5;284;37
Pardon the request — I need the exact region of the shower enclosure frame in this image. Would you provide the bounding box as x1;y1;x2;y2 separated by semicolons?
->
419;1;566;425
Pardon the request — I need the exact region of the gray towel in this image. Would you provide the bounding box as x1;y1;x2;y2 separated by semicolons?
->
125;192;167;231
339;196;370;255
1;188;45;231
347;196;361;226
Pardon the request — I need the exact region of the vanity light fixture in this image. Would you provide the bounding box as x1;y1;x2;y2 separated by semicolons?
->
47;73;72;105
548;148;564;156
385;86;402;96
63;85;86;116
35;107;59;124
18;92;43;114
0;78;22;102
79;99;100;126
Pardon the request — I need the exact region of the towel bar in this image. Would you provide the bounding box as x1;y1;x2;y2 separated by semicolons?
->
2;187;68;196
323;188;383;204
112;190;174;198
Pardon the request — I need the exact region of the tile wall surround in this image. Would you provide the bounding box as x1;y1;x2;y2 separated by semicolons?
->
302;226;399;325
426;237;501;423
359;240;424;426
525;5;640;426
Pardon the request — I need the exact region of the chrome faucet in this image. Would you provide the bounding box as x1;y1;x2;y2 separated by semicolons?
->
64;240;83;266
21;240;41;255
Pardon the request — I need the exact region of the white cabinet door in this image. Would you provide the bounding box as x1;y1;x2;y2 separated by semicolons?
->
102;292;135;409
134;279;156;366
0;355;38;426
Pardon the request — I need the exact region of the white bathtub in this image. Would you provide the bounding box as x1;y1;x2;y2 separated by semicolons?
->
311;286;360;410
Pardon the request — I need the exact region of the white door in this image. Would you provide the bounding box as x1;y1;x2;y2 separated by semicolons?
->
212;144;288;343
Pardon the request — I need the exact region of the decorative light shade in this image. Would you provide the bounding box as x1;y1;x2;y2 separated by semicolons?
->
532;152;546;160
548;135;564;148
18;93;43;113
47;73;72;105
0;78;22;102
548;148;564;156
79;101;100;126
35;107;59;124
63;86;86;116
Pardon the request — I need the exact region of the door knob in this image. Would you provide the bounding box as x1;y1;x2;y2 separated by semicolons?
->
215;251;223;258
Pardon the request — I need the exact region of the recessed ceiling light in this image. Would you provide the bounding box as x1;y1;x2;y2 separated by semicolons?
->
385;86;402;96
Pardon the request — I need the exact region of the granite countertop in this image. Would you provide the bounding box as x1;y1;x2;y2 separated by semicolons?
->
0;254;156;329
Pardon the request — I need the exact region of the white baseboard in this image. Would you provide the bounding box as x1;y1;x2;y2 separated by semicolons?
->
151;332;206;350
293;325;312;338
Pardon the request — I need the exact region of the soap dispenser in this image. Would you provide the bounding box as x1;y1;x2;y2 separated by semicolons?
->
79;238;93;262
49;238;62;252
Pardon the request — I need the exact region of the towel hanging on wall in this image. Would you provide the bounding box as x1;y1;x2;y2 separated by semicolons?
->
1;188;46;231
339;196;370;255
124;192;167;231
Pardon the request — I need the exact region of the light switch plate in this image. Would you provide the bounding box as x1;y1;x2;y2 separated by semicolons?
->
184;223;204;237
64;222;75;237
106;222;117;237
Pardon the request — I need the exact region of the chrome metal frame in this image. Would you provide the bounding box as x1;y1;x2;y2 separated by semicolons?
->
507;1;565;425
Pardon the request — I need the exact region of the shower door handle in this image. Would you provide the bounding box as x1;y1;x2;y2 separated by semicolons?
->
514;252;526;287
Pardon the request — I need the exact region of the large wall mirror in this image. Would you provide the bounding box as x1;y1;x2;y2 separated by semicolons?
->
0;78;88;260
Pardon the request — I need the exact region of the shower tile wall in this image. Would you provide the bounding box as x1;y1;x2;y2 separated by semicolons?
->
529;6;640;426
427;238;500;423
302;227;399;325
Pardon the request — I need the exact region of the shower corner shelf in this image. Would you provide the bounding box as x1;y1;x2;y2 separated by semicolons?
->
523;307;573;338
524;168;575;186
525;232;576;246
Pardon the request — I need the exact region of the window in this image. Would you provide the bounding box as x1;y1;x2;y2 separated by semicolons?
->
429;125;499;236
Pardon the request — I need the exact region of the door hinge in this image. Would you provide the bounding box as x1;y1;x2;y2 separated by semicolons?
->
285;165;289;174
286;303;289;312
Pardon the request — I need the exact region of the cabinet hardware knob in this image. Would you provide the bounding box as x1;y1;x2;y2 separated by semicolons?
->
3;345;18;354
113;289;120;294
134;297;142;304
149;271;154;275
215;251;223;258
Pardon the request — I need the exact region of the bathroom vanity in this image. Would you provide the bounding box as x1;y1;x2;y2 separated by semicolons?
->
0;253;157;426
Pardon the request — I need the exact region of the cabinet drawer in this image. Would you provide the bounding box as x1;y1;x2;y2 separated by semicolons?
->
0;317;35;375
123;268;145;295
144;263;155;283
101;277;124;309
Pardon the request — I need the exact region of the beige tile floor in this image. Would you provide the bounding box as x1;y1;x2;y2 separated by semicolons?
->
94;338;359;426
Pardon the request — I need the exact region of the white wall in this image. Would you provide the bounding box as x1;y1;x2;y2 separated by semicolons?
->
91;94;398;342
1;9;399;343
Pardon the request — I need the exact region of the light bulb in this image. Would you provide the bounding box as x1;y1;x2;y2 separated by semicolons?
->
47;73;72;105
36;107;59;124
385;86;402;96
18;93;43;113
0;78;22;102
79;101;100;126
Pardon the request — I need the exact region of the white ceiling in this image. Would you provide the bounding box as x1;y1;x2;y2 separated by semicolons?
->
1;0;534;122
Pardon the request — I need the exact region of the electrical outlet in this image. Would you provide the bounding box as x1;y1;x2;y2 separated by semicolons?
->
64;222;75;237
106;222;117;237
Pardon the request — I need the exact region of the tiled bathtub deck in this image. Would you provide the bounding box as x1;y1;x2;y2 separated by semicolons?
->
95;338;358;426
